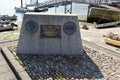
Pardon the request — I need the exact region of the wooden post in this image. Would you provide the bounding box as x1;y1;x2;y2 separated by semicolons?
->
55;0;57;13
87;5;91;20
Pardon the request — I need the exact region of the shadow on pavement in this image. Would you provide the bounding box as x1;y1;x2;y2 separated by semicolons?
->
17;51;104;79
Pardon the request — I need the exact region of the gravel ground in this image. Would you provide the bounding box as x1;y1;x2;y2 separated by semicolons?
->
17;53;103;80
8;45;104;80
8;44;120;80
80;22;120;52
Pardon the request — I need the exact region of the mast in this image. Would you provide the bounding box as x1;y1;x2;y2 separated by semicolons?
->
30;0;32;4
36;0;38;8
21;0;23;8
34;0;39;11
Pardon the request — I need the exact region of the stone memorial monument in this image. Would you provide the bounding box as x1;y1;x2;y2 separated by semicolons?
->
17;13;83;54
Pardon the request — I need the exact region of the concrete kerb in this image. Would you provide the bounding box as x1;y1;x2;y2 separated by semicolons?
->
1;47;31;80
82;39;120;60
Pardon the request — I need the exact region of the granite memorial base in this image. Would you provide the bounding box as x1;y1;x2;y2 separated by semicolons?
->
17;13;83;54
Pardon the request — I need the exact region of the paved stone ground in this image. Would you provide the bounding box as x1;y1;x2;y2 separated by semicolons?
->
0;21;120;80
0;51;17;80
7;43;120;80
80;22;120;53
84;46;120;80
19;54;104;79
10;45;104;80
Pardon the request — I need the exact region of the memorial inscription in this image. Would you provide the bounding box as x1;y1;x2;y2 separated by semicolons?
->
25;20;39;33
63;21;76;35
41;25;61;38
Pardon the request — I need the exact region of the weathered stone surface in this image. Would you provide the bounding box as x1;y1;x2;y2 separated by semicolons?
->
17;13;83;54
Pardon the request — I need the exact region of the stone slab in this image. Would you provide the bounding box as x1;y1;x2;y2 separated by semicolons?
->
17;13;83;54
1;47;31;80
0;52;17;80
0;65;11;74
0;71;17;80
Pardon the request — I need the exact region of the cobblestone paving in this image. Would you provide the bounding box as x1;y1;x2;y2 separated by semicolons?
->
84;46;120;80
8;45;120;80
17;53;103;80
8;44;120;80
1;21;120;80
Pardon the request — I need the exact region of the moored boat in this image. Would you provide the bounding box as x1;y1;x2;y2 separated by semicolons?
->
34;7;48;12
15;0;28;13
104;37;120;47
15;7;28;13
108;1;120;8
87;7;120;24
0;15;17;21
0;23;18;31
0;25;13;31
103;33;120;47
0;20;10;24
94;21;120;28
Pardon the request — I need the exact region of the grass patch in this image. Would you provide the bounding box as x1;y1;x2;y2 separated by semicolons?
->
7;45;23;65
4;33;19;41
57;73;65;80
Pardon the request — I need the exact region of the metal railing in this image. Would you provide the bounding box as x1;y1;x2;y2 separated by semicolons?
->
26;0;105;7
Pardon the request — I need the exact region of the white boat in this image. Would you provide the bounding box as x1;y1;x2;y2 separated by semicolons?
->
15;7;28;13
15;0;28;13
15;0;46;13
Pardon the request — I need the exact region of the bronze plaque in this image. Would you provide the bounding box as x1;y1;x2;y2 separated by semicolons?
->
41;25;61;38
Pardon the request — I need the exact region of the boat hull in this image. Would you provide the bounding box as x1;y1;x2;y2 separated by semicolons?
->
15;7;28;13
104;38;120;47
0;27;13;31
0;15;17;21
0;20;10;24
87;7;120;24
